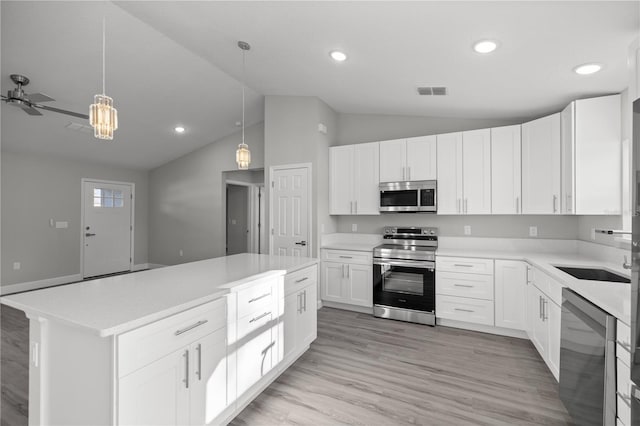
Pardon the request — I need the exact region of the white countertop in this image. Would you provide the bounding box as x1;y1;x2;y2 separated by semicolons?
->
0;254;318;337
320;233;382;252
437;248;631;325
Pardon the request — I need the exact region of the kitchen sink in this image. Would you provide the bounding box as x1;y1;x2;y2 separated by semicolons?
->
554;266;630;284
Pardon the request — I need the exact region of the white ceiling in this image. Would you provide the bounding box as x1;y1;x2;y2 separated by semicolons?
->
2;1;638;170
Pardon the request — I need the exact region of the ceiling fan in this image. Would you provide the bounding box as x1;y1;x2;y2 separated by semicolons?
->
1;74;89;119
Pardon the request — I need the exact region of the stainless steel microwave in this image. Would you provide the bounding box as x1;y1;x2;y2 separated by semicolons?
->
379;180;437;213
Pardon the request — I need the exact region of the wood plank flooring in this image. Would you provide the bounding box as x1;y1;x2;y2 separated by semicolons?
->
231;308;572;426
0;306;571;425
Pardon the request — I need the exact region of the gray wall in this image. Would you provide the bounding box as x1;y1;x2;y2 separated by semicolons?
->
264;96;338;258
148;122;264;265
1;151;149;286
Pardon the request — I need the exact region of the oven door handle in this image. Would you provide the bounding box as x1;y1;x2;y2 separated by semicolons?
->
373;259;435;269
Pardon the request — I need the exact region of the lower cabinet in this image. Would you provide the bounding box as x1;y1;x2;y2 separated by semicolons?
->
236;310;276;396
283;281;318;366
321;249;373;308
494;260;527;330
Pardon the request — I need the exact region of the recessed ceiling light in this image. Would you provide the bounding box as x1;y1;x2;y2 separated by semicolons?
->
573;63;602;75
174;126;185;133
473;40;498;54
330;50;347;62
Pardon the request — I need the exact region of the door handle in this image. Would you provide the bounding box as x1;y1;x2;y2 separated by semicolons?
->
85;233;96;237
295;241;307;246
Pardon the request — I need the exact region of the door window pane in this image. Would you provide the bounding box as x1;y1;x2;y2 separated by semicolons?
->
93;187;125;208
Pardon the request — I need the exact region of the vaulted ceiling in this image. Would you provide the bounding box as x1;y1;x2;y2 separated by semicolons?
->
1;1;637;170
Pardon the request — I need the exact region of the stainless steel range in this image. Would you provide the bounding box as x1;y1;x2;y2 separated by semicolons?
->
373;226;437;326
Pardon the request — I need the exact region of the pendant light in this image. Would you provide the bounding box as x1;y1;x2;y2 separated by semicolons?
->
236;41;251;170
90;17;118;140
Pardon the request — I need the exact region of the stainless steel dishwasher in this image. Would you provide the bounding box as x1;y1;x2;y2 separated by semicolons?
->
559;288;616;426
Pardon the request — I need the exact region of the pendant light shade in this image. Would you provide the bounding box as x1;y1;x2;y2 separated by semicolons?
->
90;17;118;140
236;41;251;169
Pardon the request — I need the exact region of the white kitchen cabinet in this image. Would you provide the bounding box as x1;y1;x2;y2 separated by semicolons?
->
436;130;490;214
380;135;436;182
236;310;276;396
491;125;522;214
561;94;621;214
522;113;561;214
546;297;561;379
329;142;380;215
494;260;527;331
321;250;373;308
282;265;318;367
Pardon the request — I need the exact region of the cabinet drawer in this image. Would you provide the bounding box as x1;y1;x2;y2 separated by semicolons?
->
436;295;494;326
436;271;494;300
322;249;372;265
237;280;276;318
118;298;226;377
437;257;494;275
285;264;318;296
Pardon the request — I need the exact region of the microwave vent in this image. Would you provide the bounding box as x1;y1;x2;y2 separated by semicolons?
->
417;86;448;96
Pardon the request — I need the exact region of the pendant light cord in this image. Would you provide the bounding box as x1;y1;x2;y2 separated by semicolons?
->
242;48;246;145
102;17;106;95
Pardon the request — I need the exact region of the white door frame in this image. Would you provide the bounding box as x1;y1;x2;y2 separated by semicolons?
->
225;180;254;254
268;163;313;256
80;178;135;279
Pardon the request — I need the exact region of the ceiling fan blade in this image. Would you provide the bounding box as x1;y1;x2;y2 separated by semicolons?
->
21;105;43;116
34;104;89;119
27;92;55;103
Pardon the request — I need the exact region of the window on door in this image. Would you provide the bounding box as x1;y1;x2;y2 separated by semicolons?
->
93;188;125;208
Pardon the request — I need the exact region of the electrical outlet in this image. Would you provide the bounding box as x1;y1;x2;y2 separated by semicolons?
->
13;262;20;270
529;226;538;237
351;223;358;232
179;249;184;257
464;225;471;235
49;219;54;227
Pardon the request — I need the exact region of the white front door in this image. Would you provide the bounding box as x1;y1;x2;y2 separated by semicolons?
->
271;166;310;257
82;180;133;278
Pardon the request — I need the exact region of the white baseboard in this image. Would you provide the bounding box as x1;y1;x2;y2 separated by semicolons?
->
436;318;528;339
321;300;374;314
147;263;166;270
1;274;82;296
132;263;149;272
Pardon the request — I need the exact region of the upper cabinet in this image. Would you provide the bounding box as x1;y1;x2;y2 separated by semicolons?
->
329;142;380;215
521;113;561;214
561;94;621;215
379;135;437;182
491;125;522;214
437;129;491;215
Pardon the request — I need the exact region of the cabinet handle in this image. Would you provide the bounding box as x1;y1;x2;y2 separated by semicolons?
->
553;195;558;213
566;194;572;213
249;293;271;303
183;350;189;389
464;199;468;214
175;320;208;336
402;166;406;181
303;290;307;312
354;201;358;214
526;267;531;284
350;201;353;214
342;264;346;278
295;276;309;283
453;264;474;268
457;199;461;213
339;255;353;259
249;311;271;323
516;196;520;214
454;308;474;313
454;284;473;288
297;293;302;314
542;299;548;321
539;296;543;319
346;265;350;278
196;343;202;381
407;166;411;181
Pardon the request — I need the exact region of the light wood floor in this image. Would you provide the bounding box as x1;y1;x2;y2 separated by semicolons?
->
0;306;571;426
231;308;572;426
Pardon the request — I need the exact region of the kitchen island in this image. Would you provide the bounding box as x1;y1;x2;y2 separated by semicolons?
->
0;253;319;425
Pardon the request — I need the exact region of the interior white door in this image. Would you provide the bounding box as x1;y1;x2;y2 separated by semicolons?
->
271;166;310;257
83;180;132;278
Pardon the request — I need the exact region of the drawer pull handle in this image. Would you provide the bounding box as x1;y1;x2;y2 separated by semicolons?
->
250;311;271;323
295;277;309;283
175;320;208;336
454;284;473;288
453;264;474;268
339;256;353;259
454;308;474;313
248;292;271;303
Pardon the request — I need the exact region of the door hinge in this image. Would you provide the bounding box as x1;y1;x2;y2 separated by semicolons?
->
271;228;274;235
130;225;133;231
130;194;133;199
271;181;274;188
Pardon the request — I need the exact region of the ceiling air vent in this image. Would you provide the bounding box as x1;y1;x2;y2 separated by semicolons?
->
417;86;448;96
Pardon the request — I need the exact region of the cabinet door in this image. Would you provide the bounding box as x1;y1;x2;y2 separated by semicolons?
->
436;132;463;214
321;261;345;303
346;264;373;307
190;328;228;425
494;260;527;330
379;139;407;182
236;311;275;396
560;103;575;214
282;291;299;364
462;129;492;214
528;284;547;357
406;135;437;180
353;142;380;215
546;298;561;381
118;349;190;426
522;113;561;214
297;283;318;348
491;125;522;214
329;146;354;215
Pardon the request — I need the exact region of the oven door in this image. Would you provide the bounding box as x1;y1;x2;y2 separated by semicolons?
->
379;189;419;212
373;258;435;312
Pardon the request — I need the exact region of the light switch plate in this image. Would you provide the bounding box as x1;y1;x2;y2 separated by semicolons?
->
55;221;68;229
529;226;538;237
464;225;471;235
13;262;20;270
351;223;358;232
